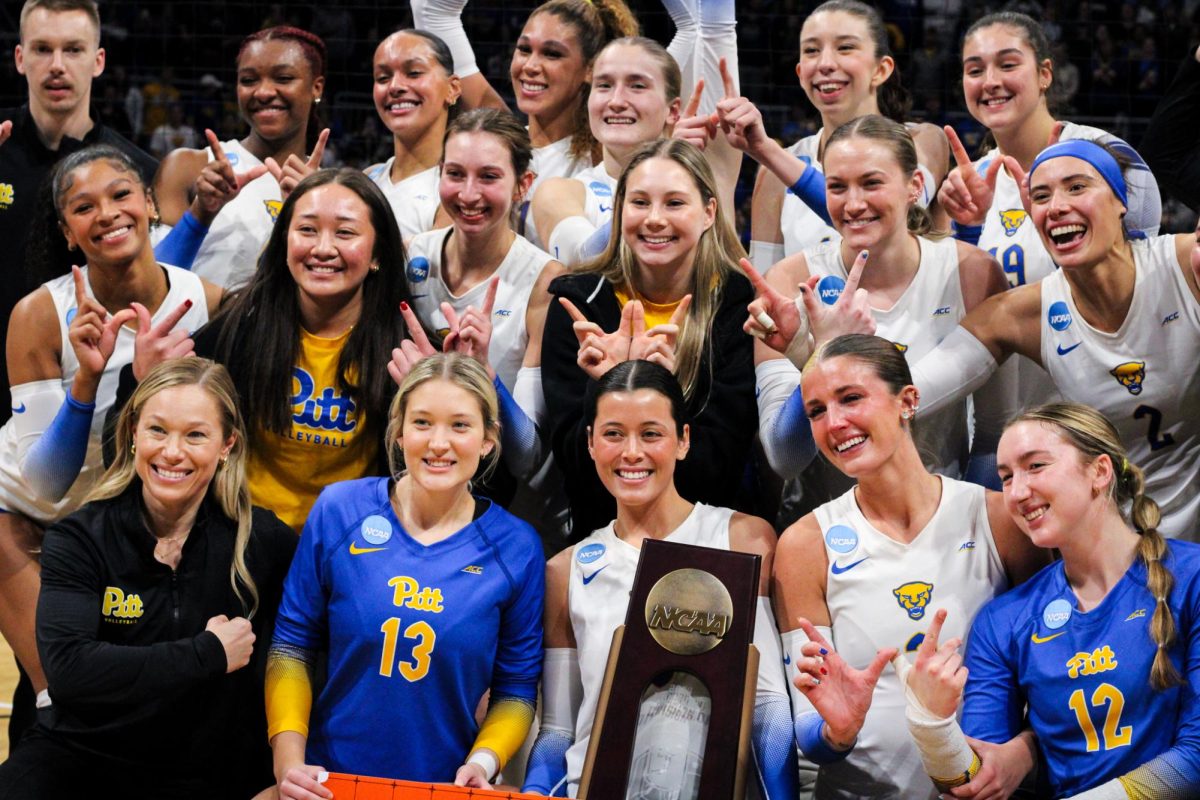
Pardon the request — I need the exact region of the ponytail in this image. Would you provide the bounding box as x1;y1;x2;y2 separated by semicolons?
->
1124;459;1181;691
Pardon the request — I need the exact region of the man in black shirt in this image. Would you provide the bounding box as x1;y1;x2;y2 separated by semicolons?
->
0;0;157;427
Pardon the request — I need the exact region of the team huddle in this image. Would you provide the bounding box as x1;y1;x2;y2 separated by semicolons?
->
0;0;1198;798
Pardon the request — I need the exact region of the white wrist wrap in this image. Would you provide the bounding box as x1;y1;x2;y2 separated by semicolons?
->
467;750;499;782
892;653;980;791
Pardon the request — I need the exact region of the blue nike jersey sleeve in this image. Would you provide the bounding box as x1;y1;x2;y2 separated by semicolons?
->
961;601;1025;744
489;526;544;703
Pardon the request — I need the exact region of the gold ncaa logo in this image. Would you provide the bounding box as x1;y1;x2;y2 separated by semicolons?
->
644;568;734;656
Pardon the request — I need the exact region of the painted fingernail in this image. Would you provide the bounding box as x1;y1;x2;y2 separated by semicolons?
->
400;301;409;311
819;647;828;655
183;299;193;309
859;250;869;261
820;667;828;675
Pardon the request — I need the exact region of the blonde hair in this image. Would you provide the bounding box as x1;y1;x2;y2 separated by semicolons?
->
90;359;259;616
579;137;746;400
1008;403;1179;690
385;354;502;484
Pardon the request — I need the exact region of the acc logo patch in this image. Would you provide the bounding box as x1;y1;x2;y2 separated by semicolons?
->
1048;301;1073;331
893;581;934;620
1110;361;1146;395
999;209;1026;237
361;515;393;545
576;542;606;565
408;256;430;283
0;183;13;209
816;275;846;306
264;200;282;222
825;525;859;554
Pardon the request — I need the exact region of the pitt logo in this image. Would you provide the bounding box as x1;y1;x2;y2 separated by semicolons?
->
1067;646;1118;679
647;605;730;639
389;576;445;613
1109;361;1146;395
999;209;1026;237
291;368;357;433
0;183;13;209
893;581;934;620
102;586;144;622
264;200;283;222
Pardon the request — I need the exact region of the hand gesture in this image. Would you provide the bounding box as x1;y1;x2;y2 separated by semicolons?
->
68;266;137;387
0;119;11;148
792;617;897;749
715;59;769;157
131;298;195;381
454;762;493;789
560;297;632;380
443;276;499;376
193;129;269;225
628;294;690;372
802;249;876;348
205;614;255;673
278;765;333;800
742;258;809;355
671;80;717;152
937;126;1003;228
388;301;440;387
897;608;966;720
947;735;1036;800
265;128;330;200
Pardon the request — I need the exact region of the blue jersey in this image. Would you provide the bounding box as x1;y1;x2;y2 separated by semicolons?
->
273;478;544;781
963;540;1200;798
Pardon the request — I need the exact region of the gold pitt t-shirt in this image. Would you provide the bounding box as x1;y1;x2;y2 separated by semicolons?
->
248;328;377;531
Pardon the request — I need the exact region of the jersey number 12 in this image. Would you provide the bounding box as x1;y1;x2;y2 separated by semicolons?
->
1068;684;1132;753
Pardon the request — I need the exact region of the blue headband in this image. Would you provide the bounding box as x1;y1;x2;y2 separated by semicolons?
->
1028;140;1128;208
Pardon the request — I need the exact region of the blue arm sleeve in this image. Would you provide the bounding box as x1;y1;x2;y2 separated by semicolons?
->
153;210;209;269
753;693;800;800
523;728;573;796
766;386;817;478
495;375;542;480
21;391;94;502
580;221;612;262
788;161;832;226
953;223;984;246
961;604;1025;743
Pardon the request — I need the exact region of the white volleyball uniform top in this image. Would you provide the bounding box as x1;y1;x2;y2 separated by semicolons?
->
977;121;1161;407
521;136;593;250
405;228;554;389
366;160;442;240
1039;235;1200;539
814;477;1008;800
525;162;617;262
0;265;210;523
191;139;281;289
806;236;969;489
566;503;736;798
779;133;839;259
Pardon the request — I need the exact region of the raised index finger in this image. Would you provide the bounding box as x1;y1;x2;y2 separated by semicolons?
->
482;275;499;316
71;265;89;308
739;257;776;298
944;125;971;170
682;79;705;119
558;296;588;324
205;128;227;163
841;249;869;298
719;57;737;98
151;298;195;337
307;128;331;169
919;608;948;655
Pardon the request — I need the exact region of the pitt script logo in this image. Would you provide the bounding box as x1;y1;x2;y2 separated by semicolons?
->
102;586;144;624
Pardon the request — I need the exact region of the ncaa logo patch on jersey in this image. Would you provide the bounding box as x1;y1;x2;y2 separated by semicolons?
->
825;525;859;554
1048;301;1073;331
1110;361;1146;395
999;209;1026;237
408;256;430;283
817;275;846;306
576;542;606;565
226;151;240;167
589;180;613;199
264;200;282;222
361;515;393;545
1043;598;1072;630
893;581;934;620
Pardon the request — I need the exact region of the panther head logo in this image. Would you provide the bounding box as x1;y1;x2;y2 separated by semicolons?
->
264;200;283;222
999;209;1026;237
893;581;934;620
1110;361;1146;395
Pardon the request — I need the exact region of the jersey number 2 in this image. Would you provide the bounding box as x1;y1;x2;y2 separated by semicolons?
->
1134;405;1176;452
1068;684;1132;752
379;618;435;681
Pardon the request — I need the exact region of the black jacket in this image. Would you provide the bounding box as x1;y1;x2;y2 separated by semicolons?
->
542;271;759;538
1142;53;1200;211
35;489;296;797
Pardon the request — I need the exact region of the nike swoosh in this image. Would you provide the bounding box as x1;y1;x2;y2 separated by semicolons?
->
1031;631;1065;644
349;543;386;555
599;205;611;214
830;557;869;575
11;404;25;414
783;653;792;666
1056;342;1081;356
582;565;607;585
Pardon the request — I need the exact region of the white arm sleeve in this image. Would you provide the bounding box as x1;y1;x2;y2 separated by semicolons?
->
750;240;785;274
754;596;789;699
970;353;1018;453
514;366;547;429
542;648;583;736
410;0;480;78
911;325;999;416
756;360;816;478
663;0;698;92
11;380;67;466
781;625;830;717
546;214;600;268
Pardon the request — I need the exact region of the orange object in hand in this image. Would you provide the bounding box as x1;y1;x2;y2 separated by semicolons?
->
322;773;547;800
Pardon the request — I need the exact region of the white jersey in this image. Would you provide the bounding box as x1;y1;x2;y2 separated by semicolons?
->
780;134;839;257
977;121;1161;407
405;228;554;388
814;477;1008;799
566;504;734;798
806;236;969;485
525;162;616;261
522;136;593;250
366;160;441;240
1039;235;1200;539
0;265;210;523
191;140;281;289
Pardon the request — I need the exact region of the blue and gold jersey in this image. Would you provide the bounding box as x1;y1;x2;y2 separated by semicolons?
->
272;478;544;781
963;540;1200;798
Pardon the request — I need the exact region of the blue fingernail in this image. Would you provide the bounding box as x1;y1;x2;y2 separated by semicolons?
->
819;647;828;655
860;250;869;261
